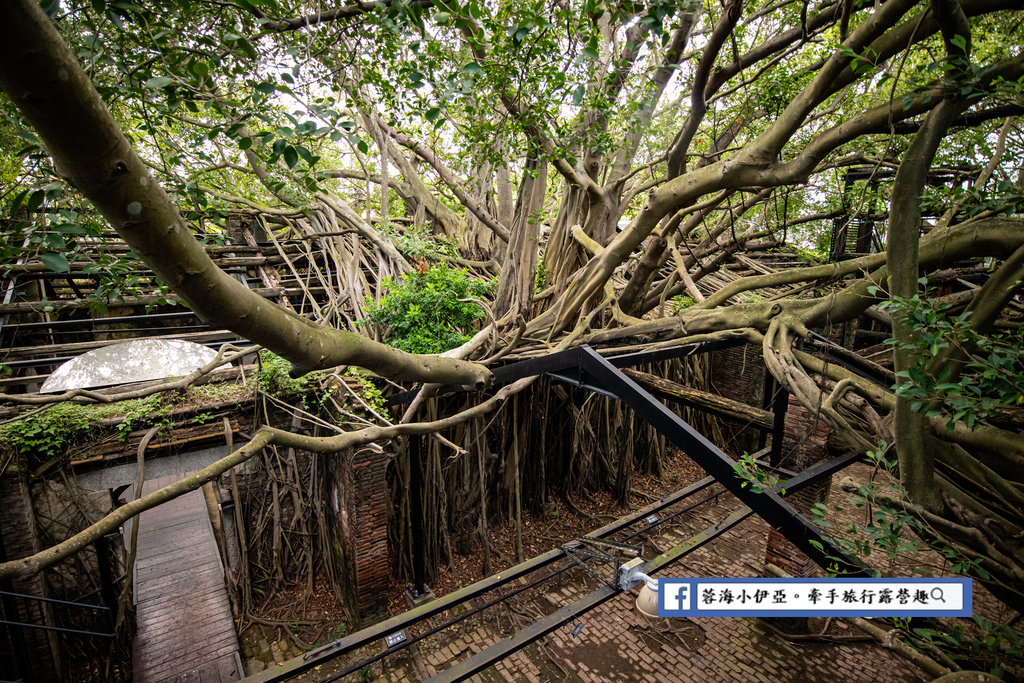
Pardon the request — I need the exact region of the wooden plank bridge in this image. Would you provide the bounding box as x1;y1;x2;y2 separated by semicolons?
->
132;474;241;683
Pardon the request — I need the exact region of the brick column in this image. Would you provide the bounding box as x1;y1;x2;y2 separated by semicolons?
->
349;449;389;623
763;395;832;578
710;344;766;454
324;449;389;627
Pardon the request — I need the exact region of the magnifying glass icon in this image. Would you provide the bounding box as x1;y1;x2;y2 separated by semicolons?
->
931;587;946;603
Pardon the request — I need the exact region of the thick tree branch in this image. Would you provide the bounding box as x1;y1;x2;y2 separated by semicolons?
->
0;0;490;387
390;129;510;241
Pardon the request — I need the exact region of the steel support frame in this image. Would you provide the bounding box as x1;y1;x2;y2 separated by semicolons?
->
575;346;863;575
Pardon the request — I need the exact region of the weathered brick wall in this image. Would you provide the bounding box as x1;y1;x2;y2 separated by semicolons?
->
775;395;830;471
324;448;389;627
764;396;832;578
0;467;61;681
710;344;766;454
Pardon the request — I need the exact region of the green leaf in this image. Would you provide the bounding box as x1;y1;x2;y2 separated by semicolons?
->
144;76;173;89
357;139;369;155
950;34;967;50
283;145;298;169
40;253;70;272
462;62;483;76
9;189;30;216
295;145;315;165
190;60;210;78
572;84;585;106
255;82;277;95
26;190;45;214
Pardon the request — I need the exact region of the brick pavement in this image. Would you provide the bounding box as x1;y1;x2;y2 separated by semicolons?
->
302;463;1011;683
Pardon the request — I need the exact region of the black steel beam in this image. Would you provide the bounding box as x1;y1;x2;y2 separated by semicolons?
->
385;348;587;407
769;383;789;467
545;372;619;399
605;337;746;369
387;338;746;409
577;346;866;576
490;348;584;385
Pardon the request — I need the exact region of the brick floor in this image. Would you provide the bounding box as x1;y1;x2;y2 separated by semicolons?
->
309;464;1012;683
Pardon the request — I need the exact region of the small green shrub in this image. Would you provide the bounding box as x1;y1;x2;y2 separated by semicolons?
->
792;246;825;264
534;260;548;294
345;368;386;415
671;295;695;313
362;265;495;354
732;451;785;495
742;291;764;304
328;621;347;641
383;224;458;259
257;350;315;395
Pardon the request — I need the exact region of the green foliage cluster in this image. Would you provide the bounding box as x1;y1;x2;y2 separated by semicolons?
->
382;224;458;259
921;179;1024;221
2;195;174;314
362;265;494;354
873;280;1024;431
805;444;990;578
0;394;163;461
257;350;318;396
670;295;696;313
731;452;785;495
808;444;925;566
803;447;1023;677
534;260;548;294
344;368;386;416
791;245;825;264
906;616;1023;679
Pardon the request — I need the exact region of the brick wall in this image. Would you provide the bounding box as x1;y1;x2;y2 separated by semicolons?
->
324;448;389;627
763;396;832;578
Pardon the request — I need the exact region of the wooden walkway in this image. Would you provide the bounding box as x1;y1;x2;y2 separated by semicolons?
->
132;475;241;683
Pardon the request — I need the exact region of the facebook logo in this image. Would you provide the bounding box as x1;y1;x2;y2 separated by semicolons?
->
652;578;970;618
660;580;692;615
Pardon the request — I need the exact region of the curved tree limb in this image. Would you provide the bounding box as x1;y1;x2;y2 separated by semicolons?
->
0;0;490;387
